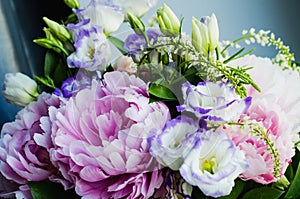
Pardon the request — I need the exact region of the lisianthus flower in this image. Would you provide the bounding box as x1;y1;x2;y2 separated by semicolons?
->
111;0;158;18
67;23;111;71
177;81;252;122
53;70;101;98
45;71;170;198
124;29;162;60
2;72;39;107
148;116;198;170
0;93;67;186
179;131;248;198
74;0;124;35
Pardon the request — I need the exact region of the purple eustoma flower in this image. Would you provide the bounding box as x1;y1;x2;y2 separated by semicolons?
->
179;131;248;198
67;24;111;71
124;29;162;58
45;71;171;198
177;81;252;122
54;71;101;98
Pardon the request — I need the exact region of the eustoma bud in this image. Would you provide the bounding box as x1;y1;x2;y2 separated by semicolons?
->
2;73;39;107
157;4;180;36
43;17;71;42
63;0;80;9
192;13;219;56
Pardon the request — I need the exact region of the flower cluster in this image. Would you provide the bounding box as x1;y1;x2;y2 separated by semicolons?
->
1;0;300;198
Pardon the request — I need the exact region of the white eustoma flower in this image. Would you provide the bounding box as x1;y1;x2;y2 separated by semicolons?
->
179;131;248;198
67;25;111;71
2;72;39;107
177;81;252;122
74;0;124;35
192;13;219;56
111;0;158;18
148;116;198;170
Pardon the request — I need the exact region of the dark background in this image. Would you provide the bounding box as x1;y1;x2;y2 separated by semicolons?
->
0;0;71;127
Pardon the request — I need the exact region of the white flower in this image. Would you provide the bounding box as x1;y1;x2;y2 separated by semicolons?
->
2;73;39;107
192;13;219;56
113;56;137;74
179;131;248;198
74;0;124;35
148;116;198;170
177;81;252;122
156;4;181;36
112;0;158;18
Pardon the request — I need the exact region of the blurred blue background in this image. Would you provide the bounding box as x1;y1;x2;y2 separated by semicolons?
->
1;0;300;128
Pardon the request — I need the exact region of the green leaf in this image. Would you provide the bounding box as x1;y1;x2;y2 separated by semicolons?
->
219;179;246;199
28;181;80;199
148;83;177;102
223;48;245;64
240;187;284;199
44;50;60;77
108;35;127;55
285;156;300;199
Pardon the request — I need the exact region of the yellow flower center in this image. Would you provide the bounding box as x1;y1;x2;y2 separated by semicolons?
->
201;156;216;174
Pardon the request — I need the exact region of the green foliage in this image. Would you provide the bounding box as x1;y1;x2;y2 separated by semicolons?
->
28;181;80;199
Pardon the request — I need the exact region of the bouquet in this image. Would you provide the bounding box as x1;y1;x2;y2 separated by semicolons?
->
1;0;300;198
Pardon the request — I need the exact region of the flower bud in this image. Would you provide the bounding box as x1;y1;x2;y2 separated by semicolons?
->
127;12;145;35
43;17;71;42
64;0;80;9
2;73;39;107
192;13;219;56
113;56;137;74
156;4;180;36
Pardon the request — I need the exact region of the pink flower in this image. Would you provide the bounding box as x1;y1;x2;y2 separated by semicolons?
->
47;71;170;198
221;100;295;184
221;55;300;184
230;55;300;135
0;93;62;185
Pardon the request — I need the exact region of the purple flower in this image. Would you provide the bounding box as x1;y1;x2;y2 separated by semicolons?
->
54;71;101;98
179;131;248;198
67;22;111;71
124;29;162;58
0;93;65;186
148;116;198;170
177;81;252;122
46;71;171;198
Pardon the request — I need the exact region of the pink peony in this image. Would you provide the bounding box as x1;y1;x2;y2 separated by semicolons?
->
46;71;170;198
221;55;300;184
0;93;63;185
230;54;300;135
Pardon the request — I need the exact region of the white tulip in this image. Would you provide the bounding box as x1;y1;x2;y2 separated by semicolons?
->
2;73;39;107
